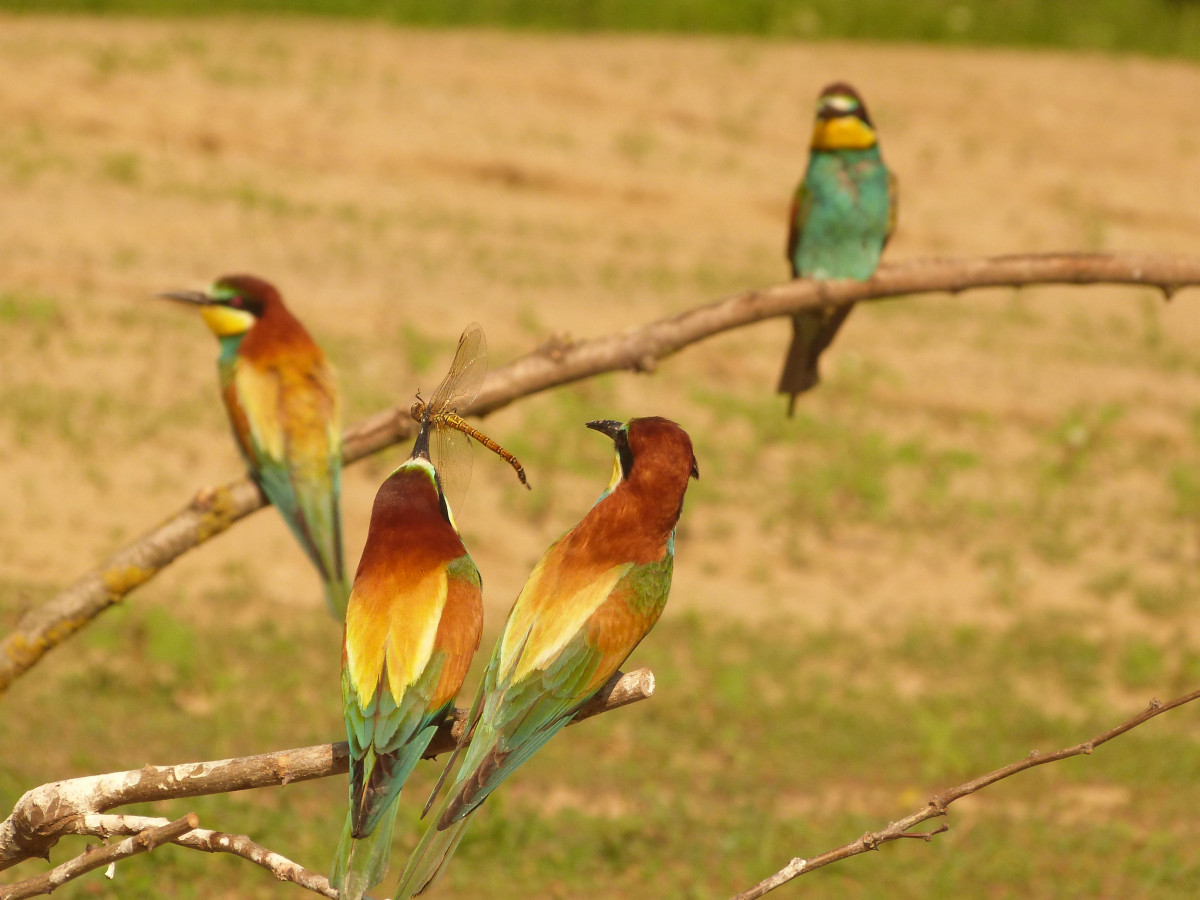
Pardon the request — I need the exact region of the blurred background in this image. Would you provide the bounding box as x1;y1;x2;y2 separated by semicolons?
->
2;2;1199;897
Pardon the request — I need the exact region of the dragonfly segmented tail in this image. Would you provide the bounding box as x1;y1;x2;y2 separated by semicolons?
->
411;400;529;488
409;324;531;503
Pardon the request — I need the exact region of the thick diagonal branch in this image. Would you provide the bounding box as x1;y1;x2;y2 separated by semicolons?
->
729;684;1200;900
3;251;1199;692
0;667;653;870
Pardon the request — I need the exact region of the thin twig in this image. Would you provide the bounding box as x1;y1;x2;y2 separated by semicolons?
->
729;686;1200;899
0;813;198;900
2;252;1198;692
76;815;336;899
0;667;653;870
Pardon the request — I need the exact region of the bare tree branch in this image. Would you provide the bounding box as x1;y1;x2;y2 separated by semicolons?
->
57;815;336;900
0;813;199;900
729;685;1200;900
3;251;1199;692
0;667;653;871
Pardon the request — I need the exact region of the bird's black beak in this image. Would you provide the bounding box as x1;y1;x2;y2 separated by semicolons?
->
586;419;623;441
156;289;215;306
411;421;433;461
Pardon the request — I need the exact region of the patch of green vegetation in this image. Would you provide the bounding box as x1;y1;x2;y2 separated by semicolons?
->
0;372;223;453
1039;403;1125;485
1118;637;1166;689
1003;615;1105;694
5;1;1200;61
614;126;656;165
4;597;1199;898
1131;575;1192;619
1168;463;1200;520
84;38;181;79
691;384;987;537
0;290;64;351
0;383;103;451
0;291;62;327
1085;565;1132;602
99;150;142;187
159;175;321;218
1139;292;1166;352
784;425;894;526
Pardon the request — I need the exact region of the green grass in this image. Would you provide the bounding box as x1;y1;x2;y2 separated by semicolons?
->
3;595;1199;898
4;1;1200;61
684;375;1196;599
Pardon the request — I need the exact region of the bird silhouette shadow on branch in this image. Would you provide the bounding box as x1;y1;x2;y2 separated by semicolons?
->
2;251;1199;694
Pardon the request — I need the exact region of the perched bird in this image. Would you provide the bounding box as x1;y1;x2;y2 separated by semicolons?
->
777;82;897;414
158;274;351;617
331;421;484;900
395;415;699;897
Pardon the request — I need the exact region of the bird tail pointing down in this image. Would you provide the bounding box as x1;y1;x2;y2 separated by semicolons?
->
329;806;397;900
392;813;471;899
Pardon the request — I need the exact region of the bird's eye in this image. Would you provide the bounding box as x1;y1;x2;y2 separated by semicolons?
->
229;295;243;308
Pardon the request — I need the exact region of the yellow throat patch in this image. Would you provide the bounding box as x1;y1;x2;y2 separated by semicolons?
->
200;304;256;338
811;116;877;152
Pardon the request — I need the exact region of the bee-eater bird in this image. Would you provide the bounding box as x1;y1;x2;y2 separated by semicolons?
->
394;415;699;898
330;421;484;900
777;82;897;415
158;274;351;617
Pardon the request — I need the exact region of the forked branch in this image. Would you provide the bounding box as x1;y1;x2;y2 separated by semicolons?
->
1;813;199;900
3;251;1199;691
0;668;653;873
728;684;1200;900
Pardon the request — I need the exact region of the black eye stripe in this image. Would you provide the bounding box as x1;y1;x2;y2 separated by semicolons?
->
616;432;634;480
216;292;265;317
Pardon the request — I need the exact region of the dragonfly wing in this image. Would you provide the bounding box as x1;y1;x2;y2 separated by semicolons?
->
433;417;474;516
431;323;487;414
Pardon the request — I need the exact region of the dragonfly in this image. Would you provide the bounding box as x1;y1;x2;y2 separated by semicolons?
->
410;323;530;510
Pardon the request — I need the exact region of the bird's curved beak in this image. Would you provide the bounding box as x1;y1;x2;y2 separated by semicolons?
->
586;419;623;441
156;289;214;306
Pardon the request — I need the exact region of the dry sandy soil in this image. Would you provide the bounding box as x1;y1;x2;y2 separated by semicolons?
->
1;15;1199;651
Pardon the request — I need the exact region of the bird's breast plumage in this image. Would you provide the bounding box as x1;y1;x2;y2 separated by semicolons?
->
795;149;892;280
345;465;482;711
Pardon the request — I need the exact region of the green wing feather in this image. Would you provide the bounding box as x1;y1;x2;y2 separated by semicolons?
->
343;657;448;838
396;551;675;898
441;552;673;826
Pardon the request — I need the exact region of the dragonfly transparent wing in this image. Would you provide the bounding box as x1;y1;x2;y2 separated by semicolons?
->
432;417;473;518
423;323;487;514
429;322;487;416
